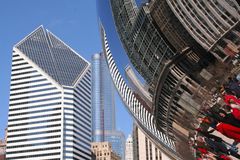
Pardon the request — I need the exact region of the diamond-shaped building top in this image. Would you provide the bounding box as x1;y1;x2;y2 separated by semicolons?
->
14;25;89;86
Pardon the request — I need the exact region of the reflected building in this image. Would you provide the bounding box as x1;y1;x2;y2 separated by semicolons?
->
97;0;240;159
104;131;125;160
6;26;92;160
132;123;172;160
149;0;240;62
91;53;125;159
91;142;121;160
125;135;133;160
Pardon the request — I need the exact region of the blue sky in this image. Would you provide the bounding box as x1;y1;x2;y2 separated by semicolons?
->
0;0;132;139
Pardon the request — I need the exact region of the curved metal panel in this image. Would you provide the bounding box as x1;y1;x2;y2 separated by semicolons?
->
100;27;182;159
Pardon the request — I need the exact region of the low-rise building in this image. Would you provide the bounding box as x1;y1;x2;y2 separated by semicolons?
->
0;128;6;160
91;142;121;160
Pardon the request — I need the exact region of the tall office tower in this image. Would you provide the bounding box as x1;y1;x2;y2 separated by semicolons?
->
91;53;125;159
97;0;239;159
92;53;116;141
6;26;92;160
125;135;133;160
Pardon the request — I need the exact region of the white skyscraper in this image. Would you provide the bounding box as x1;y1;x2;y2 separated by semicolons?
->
125;135;133;160
6;26;92;160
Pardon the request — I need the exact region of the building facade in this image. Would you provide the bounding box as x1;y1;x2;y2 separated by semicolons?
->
104;131;125;160
91;142;121;160
91;53;125;159
0;128;7;160
125;135;133;160
0;140;6;160
0;141;6;160
157;0;240;61
97;0;239;159
6;26;92;160
132;124;172;160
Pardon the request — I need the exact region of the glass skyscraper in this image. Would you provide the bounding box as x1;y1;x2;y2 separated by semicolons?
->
6;26;92;160
92;53;125;159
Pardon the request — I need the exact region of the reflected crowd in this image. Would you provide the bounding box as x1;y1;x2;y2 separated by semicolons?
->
190;74;240;160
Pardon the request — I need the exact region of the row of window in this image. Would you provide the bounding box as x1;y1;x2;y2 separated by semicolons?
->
9;105;61;117
11;74;41;81
12;62;28;67
10;97;61;106
7;129;61;138
64;92;73;95
8;118;60;127
64;97;74;101
10;82;51;91
7;141;61;149
8;113;61;122
10;78;46;86
7;135;61;143
6;152;60;159
8;124;61;132
11;70;37;76
9;102;61;111
11;66;32;72
12;54;20;57
10;91;61;101
10;87;57;96
12;58;24;62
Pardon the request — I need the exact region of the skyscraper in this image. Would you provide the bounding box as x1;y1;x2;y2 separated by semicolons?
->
6;26;92;160
125;135;133;160
92;53;125;159
92;53;116;141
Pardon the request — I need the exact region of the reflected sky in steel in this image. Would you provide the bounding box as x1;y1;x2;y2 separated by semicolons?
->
97;0;136;81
